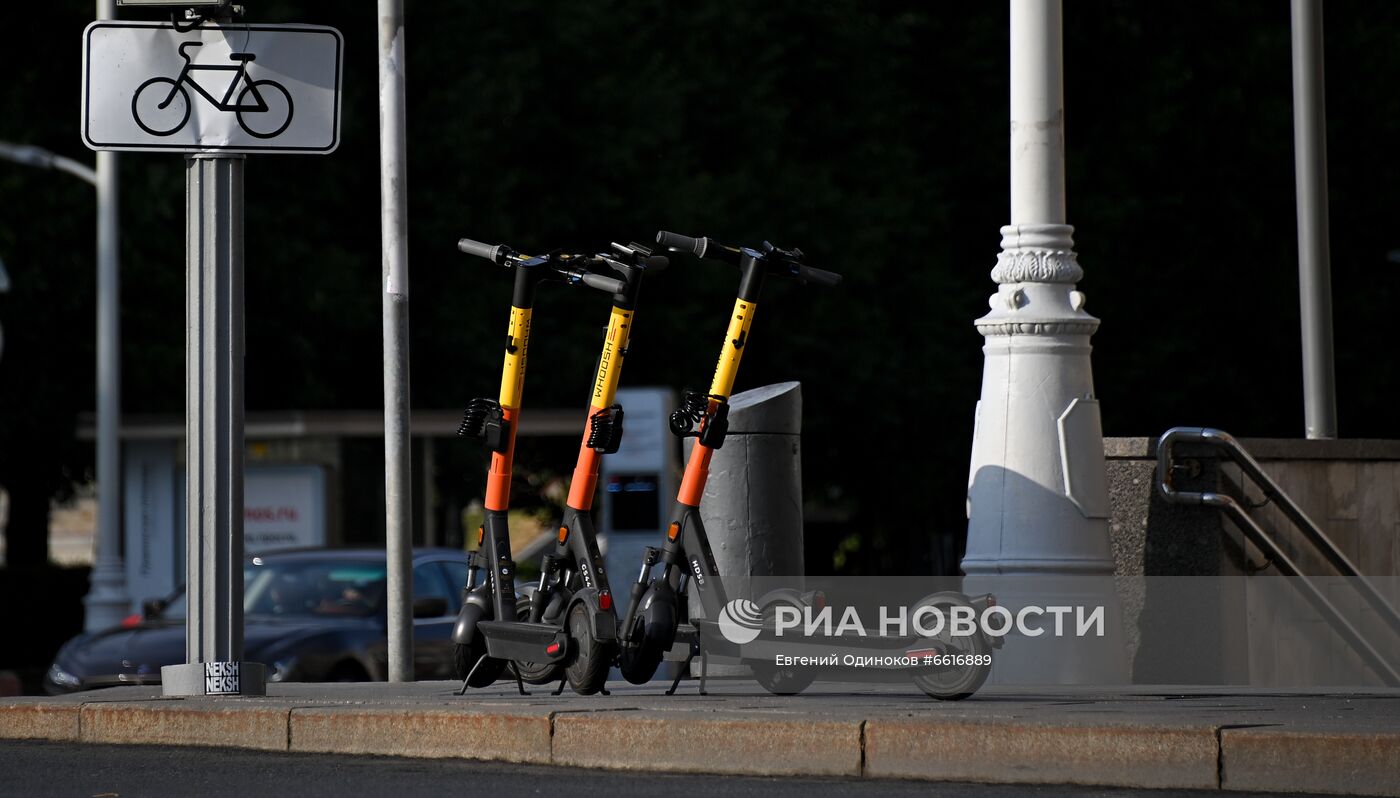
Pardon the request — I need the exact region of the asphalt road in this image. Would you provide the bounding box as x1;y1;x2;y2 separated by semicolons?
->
0;740;1340;798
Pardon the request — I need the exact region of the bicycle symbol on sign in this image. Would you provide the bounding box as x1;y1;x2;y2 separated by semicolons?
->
131;41;294;139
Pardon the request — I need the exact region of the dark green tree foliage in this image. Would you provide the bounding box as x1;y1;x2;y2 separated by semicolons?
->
0;2;1397;572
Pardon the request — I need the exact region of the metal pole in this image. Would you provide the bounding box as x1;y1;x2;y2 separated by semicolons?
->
193;154;245;671
1291;0;1338;440
188;153;243;671
161;154;264;696
80;0;130;632
83;129;128;630
378;0;414;682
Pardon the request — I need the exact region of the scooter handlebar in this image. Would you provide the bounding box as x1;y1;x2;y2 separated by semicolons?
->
575;270;627;295
659;231;841;287
457;237;504;264
797;264;842;287
655;231;740;264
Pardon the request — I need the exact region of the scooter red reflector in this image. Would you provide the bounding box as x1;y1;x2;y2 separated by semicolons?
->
599;592;612;611
546;642;562;655
120;613;142;629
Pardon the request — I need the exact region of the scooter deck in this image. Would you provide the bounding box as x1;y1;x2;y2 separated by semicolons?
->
680;618;998;664
478;620;570;664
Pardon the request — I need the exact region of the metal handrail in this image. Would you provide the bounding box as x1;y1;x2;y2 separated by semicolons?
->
1156;426;1400;686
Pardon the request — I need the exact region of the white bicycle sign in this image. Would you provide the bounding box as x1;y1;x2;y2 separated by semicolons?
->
83;22;342;155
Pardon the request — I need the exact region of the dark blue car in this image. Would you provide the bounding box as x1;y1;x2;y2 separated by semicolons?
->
45;548;470;693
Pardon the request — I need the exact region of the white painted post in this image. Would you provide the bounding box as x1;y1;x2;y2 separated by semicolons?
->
963;0;1127;683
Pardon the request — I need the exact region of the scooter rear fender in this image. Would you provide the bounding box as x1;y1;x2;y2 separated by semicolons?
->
566;587;619;643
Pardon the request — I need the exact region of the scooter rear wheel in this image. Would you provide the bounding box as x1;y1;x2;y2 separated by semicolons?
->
453;634;507;688
565;602;615;695
909;594;991;700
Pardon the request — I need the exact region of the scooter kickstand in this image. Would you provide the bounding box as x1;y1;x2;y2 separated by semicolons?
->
665;664;686;695
666;641;700;696
455;654;489;696
698;648;709;696
552;677;567;696
511;664;530;696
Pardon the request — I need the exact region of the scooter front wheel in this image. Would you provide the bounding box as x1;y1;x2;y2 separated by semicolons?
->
617;612;665;685
565;602;615;695
453;635;507;688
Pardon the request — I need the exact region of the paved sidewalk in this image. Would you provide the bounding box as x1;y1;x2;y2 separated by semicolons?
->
3;681;1399;796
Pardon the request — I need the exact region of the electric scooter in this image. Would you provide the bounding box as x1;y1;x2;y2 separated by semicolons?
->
614;231;996;700
612;231;839;689
450;236;664;694
511;240;666;695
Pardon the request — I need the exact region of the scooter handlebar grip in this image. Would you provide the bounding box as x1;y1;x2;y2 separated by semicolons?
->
457;238;503;263
579;271;627;295
655;230;705;257
798;264;843;287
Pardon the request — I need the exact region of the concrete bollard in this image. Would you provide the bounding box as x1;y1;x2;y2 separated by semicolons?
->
687;382;804;674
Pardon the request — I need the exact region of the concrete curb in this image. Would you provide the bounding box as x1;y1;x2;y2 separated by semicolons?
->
82;702;290;751
3;689;1399;796
0;703;80;741
864;719;1220;790
289;705;553;763
553;712;862;777
1221;727;1400;796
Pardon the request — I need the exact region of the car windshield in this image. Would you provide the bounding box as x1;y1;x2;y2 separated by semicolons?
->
161;559;388;619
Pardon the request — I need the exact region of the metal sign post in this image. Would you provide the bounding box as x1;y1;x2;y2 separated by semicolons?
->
83;9;342;697
161;152;265;696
